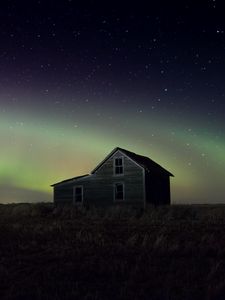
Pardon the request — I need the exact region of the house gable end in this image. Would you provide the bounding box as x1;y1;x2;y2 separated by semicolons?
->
91;148;144;174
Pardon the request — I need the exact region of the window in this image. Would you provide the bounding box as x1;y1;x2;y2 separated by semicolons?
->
74;186;83;203
115;183;124;201
114;157;123;175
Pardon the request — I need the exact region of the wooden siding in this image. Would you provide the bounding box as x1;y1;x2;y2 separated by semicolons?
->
54;150;145;207
54;186;73;205
92;150;144;206
145;171;171;205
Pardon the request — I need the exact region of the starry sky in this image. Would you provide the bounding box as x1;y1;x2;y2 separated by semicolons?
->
1;1;225;204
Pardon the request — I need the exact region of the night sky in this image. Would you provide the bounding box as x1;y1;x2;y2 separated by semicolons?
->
1;1;225;204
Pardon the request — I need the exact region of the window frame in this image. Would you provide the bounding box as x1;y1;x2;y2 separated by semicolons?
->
113;156;124;176
114;182;125;202
73;185;83;204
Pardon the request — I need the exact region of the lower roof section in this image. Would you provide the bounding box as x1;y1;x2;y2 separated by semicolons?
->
51;174;89;187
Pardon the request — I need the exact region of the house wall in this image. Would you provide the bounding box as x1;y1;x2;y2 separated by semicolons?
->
54;150;145;207
145;171;170;205
54;185;73;205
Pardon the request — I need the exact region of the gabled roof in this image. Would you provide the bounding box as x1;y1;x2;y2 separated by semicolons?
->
51;147;174;187
91;147;174;176
51;174;89;187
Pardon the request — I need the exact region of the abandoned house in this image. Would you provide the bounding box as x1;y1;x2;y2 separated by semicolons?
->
51;147;174;207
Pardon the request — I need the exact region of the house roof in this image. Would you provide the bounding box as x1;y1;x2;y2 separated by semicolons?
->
91;147;174;176
51;147;174;187
51;174;89;187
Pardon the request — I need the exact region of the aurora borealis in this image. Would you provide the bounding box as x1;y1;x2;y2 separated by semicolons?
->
1;1;225;203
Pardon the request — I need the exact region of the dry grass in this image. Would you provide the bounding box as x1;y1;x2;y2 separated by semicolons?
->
1;203;225;299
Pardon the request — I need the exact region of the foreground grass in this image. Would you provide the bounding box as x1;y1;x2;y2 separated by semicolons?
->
1;203;225;299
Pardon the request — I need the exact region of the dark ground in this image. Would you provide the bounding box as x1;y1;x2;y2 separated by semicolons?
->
1;203;225;300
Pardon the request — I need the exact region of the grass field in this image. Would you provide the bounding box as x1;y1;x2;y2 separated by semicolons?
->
1;203;225;300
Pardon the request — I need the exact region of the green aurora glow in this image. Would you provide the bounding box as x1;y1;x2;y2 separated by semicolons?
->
1;109;225;204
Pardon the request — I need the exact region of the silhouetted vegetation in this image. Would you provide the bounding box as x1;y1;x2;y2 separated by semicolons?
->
1;203;225;299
